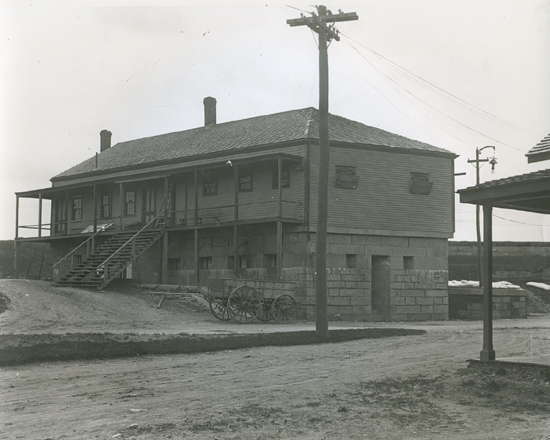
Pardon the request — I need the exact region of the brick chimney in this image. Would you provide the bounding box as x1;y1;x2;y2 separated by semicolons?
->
203;97;217;126
100;130;112;152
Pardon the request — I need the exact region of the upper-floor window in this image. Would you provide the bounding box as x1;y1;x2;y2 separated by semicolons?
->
101;194;112;218
71;196;82;221
238;168;253;192
203;178;218;196
272;164;290;189
335;165;359;189
125;191;136;216
409;172;433;195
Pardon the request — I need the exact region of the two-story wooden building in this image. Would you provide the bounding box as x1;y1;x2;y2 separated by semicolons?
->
15;97;457;321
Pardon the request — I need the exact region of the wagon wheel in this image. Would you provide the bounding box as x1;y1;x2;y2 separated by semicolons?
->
209;295;231;321
270;294;297;324
227;286;262;323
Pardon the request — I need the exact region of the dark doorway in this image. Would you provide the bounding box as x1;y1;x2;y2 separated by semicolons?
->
372;255;391;314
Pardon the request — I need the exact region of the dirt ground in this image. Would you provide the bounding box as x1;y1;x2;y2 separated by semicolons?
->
1;279;550;440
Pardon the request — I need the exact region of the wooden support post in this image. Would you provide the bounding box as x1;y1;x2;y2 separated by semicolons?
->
194;170;199;226
162;232;168;284
38;193;43;238
277;157;283;275
234;164;239;272
480;203;495;362
64;190;69;235
93;185;97;234
234;225;239;272
163;177;169;227
119;183;124;232
277;221;283;277
194;228;199;284
15;195;19;240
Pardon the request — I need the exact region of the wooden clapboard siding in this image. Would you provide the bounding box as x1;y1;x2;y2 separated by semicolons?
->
309;145;454;237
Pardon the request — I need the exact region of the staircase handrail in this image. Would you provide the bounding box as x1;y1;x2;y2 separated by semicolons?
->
96;211;163;272
53;216;120;273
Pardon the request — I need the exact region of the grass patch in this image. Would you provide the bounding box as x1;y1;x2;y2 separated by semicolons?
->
0;328;425;366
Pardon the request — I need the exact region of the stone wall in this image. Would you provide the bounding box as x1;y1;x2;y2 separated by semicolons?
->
448;286;527;320
449;241;550;283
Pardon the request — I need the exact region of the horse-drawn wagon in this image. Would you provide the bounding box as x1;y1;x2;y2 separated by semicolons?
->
208;285;297;324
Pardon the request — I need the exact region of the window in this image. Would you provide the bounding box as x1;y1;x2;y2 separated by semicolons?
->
272;164;290;189
101;194;112;219
71;196;82;221
238;168;253;192
335;165;359;189
199;256;212;269
125;191;136;216
167;258;180;271
409;172;433;195
403;256;414;270
203;178;217;196
346;254;358;269
263;254;277;268
227;255;248;269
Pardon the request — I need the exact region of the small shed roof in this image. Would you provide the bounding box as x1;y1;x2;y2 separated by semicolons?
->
458;168;550;214
52;107;455;182
526;133;550;163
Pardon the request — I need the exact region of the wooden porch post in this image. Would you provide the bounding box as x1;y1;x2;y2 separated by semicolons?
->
14;195;19;279
15;195;19;240
234;164;239;272
194;229;199;284
162;232;168;284
277;157;283;276
38;193;43;238
64;190;69;235
194;171;199;226
119;183;124;232
480;203;495;361
194;170;200;284
93;185;97;234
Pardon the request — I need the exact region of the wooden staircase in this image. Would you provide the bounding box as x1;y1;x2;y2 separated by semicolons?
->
56;229;164;289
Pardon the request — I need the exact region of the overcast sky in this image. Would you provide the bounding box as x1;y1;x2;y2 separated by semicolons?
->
1;0;549;242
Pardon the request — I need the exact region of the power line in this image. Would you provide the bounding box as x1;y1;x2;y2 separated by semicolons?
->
340;32;536;139
348;37;524;153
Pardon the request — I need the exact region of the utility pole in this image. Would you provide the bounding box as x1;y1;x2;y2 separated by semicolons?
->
468;146;496;288
287;6;358;339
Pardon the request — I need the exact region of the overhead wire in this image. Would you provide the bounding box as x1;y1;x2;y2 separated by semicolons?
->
331;44;447;146
341;32;536;139
337;32;531;153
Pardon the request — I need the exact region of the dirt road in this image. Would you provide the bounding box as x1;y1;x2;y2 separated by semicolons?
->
2;321;550;440
1;280;549;439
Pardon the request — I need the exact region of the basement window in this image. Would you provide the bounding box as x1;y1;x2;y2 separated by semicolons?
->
335;165;359;189
167;258;180;271
199;256;212;269
409;172;433;195
346;254;358;269
263;254;277;268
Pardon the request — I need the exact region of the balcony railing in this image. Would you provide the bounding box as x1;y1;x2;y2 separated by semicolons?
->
16;199;304;239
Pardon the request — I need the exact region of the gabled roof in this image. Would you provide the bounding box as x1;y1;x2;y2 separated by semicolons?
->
526;133;550;163
52;107;454;181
